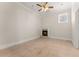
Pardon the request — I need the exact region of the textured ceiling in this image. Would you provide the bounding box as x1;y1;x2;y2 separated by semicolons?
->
20;2;72;13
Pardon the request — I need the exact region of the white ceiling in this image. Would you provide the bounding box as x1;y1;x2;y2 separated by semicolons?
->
20;2;72;14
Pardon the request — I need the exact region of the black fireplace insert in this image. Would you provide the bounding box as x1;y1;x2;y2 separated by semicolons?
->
42;29;48;36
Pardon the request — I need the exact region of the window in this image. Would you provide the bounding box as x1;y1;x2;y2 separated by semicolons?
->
58;13;68;23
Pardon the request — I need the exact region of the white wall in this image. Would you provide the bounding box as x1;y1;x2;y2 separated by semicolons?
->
17;3;41;41
42;9;72;40
0;3;41;49
72;3;79;48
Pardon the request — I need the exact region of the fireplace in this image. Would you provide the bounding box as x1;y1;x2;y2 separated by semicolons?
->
42;29;48;36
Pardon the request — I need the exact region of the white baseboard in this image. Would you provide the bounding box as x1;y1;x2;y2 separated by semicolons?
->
0;36;40;49
49;36;72;41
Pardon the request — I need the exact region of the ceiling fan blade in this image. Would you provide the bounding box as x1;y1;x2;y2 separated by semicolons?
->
43;2;48;8
38;9;42;11
48;6;54;8
36;4;42;7
45;2;48;5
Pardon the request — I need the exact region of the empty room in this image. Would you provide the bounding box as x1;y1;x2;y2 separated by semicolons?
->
0;2;79;57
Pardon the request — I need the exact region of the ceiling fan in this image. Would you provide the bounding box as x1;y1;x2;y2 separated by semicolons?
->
36;2;54;12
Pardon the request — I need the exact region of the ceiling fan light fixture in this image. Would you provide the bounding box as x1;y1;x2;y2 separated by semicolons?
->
41;7;48;12
44;7;48;11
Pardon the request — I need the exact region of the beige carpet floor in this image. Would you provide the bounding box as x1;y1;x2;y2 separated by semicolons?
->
0;37;79;57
